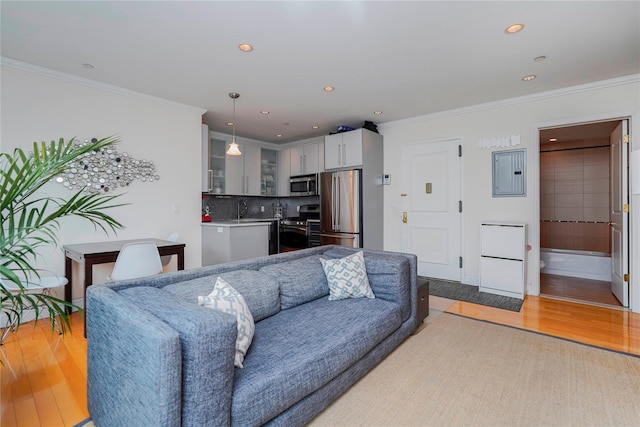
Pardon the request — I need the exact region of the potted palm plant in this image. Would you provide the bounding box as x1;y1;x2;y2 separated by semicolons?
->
1;136;124;339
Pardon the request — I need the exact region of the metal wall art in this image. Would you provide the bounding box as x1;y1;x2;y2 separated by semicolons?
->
478;134;521;149
55;138;160;193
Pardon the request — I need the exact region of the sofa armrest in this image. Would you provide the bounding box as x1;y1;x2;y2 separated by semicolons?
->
87;285;183;427
87;285;238;427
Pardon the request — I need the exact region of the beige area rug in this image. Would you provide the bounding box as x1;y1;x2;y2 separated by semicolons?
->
309;313;640;427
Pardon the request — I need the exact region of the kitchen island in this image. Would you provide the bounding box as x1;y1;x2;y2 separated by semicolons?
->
201;220;272;266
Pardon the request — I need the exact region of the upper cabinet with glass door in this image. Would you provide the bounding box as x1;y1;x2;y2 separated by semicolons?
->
208;137;227;194
261;148;278;196
202;124;227;194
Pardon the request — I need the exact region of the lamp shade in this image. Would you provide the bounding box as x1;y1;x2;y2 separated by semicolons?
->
226;140;241;156
226;92;242;156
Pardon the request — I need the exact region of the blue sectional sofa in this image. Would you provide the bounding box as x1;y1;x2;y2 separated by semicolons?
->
86;245;417;426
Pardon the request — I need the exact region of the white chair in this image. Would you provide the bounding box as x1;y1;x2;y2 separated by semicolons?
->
161;233;180;267
108;241;163;281
1;275;68;345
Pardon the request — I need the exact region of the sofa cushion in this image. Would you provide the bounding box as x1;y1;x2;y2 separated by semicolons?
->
162;269;280;322
260;254;329;310
231;296;402;426
320;251;375;300
198;277;255;368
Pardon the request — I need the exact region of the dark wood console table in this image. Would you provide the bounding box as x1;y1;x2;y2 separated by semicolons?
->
63;238;186;309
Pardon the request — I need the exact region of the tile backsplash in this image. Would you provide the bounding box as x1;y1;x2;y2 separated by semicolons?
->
202;194;320;221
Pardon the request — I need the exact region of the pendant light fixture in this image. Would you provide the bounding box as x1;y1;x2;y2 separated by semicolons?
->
226;92;242;156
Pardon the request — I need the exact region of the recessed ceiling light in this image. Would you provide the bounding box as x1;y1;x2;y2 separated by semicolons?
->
238;43;253;52
505;23;524;34
522;74;536;81
549;138;557;142
373;111;383;115
82;63;94;70
534;55;547;62
260;110;269;115
323;86;335;92
312;125;319;129
226;121;234;126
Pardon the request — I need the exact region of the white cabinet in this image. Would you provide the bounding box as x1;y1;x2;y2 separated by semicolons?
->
260;148;278;196
324;129;364;169
323;128;385;170
202;124;227;194
290;141;323;175
202;223;269;266
278;148;291;196
480;223;527;299
225;143;261;195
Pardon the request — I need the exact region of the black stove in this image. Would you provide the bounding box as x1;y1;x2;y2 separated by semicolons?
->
281;204;320;225
279;204;320;251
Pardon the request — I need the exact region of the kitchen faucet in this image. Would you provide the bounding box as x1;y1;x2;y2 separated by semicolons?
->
237;199;247;219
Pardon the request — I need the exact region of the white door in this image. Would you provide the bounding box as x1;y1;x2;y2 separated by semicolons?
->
400;139;462;281
610;120;629;306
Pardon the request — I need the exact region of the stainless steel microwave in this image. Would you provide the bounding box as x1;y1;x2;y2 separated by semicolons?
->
289;174;318;196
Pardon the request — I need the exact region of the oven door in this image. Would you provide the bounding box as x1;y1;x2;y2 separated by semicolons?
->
279;223;308;252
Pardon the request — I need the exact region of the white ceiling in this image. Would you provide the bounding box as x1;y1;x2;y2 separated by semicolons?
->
2;1;639;144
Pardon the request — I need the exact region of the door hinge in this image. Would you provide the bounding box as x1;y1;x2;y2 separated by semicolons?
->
459;256;463;268
624;204;629;213
458;145;462;157
459;200;462;213
624;273;630;282
623;134;629;144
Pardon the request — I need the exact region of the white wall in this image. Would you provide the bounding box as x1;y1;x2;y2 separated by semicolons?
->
1;63;204;305
380;76;640;311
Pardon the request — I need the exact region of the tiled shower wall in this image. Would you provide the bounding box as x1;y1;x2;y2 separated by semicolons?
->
540;143;610;254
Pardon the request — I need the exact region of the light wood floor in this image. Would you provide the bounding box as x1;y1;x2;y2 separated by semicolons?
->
540;273;622;307
3;296;640;426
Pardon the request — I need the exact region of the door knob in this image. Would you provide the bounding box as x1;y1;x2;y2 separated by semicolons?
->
402;212;407;223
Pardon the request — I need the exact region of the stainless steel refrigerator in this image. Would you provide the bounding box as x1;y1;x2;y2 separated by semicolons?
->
320;169;362;248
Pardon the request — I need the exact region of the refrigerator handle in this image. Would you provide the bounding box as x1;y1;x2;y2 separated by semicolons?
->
332;174;337;230
336;174;340;231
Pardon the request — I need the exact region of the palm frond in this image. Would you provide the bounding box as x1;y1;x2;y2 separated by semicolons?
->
1;136;126;341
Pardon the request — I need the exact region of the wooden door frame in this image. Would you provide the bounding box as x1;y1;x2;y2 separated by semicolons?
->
531;111;639;313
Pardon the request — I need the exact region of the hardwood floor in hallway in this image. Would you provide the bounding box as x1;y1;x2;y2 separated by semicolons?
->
3;295;640;426
540;273;622;307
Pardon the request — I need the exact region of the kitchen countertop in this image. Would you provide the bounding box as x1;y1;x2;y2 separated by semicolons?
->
202;218;278;227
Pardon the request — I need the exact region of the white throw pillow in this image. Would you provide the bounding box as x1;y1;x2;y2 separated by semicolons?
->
198;276;255;368
320;251;375;300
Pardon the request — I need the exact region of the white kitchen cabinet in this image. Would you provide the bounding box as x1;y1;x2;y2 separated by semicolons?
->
202;124;227;194
278;148;291;196
325;130;362;169
290;141;323;175
324;128;383;170
202;222;269;266
225;143;261;195
480;222;527;299
261;148;278;196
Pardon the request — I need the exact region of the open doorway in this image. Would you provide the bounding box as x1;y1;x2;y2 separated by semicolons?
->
539;119;630;308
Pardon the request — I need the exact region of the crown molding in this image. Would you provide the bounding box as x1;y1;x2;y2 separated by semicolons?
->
1;56;207;115
379;74;640;130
